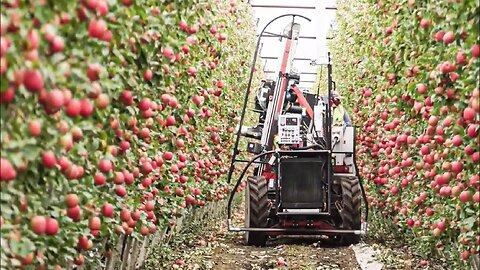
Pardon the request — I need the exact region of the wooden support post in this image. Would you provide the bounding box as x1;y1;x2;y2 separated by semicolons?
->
126;238;139;270
135;235;150;269
106;235;123;270
119;236;132;270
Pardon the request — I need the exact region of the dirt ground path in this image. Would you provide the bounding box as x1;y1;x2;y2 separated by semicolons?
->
153;205;361;270
209;230;360;270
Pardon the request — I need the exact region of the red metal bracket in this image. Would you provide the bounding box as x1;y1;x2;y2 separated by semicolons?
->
291;86;314;119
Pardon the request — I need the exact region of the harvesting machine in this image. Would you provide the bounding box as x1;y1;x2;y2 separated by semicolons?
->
225;14;368;246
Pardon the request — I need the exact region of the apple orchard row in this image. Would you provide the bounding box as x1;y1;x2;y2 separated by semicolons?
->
0;0;256;268
331;0;479;267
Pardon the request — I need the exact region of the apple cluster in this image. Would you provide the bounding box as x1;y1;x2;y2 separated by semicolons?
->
330;0;479;267
0;0;257;268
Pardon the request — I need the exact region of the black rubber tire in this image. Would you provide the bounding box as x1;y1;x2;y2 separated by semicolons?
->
244;176;268;247
338;175;362;246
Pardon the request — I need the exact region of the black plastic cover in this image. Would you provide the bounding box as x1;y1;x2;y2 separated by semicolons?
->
279;157;327;208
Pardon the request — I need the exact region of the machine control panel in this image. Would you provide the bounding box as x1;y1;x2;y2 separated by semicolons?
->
277;114;302;144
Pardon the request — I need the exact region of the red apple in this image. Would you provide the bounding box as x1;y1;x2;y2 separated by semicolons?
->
163;152;173;161
66;99;81;117
463;107;476;122
185;194;196;205
459;190;471;203
70;126;83;142
45;217;59;235
102;203;114;218
50;36;64;53
26;30;40;50
0;37;8;57
165;115;176;126
187;67;197;77
30;216;47;234
189;24;198;34
473;152;480;163
467;124;478;138
473;192;480;203
437;221;446;231
162;48;175;60
120;141;130;151
420;145;430;155
138;98;150;111
145;201;154;211
419;18;430;29
115;185;127;197
192;95;203;105
87;64;102;81
44;89;65;113
143;69;153;81
74;254;84;266
67;205;81;221
168;97;178;108
181;44;189;54
28;120;41;137
98;159;113;172
175;188;184;197
406;218;414;227
442;31;455;44
0;86;15;104
95;0;108;16
0;36;9;57
84;0;99;10
42;151;56;168
139;225;149;236
95;93;109;109
0;158;16;181
121;90;133;106
121;0;133;6
66;194;79;207
472;44;479;58
457;50;466;64
94;173;106;185
23;70;44;92
120;209;130;222
79;99;94;117
451;161;463;174
89;216;101;230
77;236;89;250
131;210;141;220
88;19;107;38
179;20;188;31
451;135;462;146
428;116;438;126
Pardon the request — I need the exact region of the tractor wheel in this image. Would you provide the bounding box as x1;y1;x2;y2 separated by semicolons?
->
338;175;361;246
244;176;268;247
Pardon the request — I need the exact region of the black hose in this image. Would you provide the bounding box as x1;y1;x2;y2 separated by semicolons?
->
354;158;369;224
227;151;276;220
352;127;369;223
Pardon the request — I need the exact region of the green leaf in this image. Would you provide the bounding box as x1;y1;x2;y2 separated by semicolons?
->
0;78;7;92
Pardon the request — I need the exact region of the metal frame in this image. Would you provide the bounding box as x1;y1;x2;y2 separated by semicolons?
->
261;31;317;40
250;4;316;9
226;14;311;186
227;222;364;235
225;13;369;237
